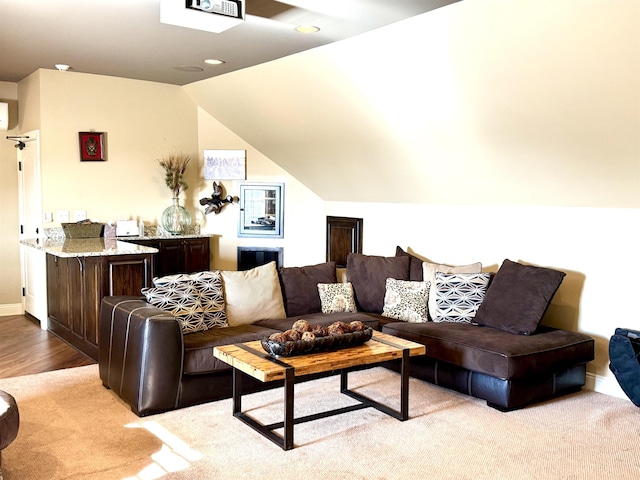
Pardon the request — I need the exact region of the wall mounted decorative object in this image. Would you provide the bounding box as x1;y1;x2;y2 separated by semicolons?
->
79;131;106;161
199;181;238;214
204;149;246;180
238;182;284;238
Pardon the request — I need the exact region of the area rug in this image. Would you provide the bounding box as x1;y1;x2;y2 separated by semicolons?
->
1;365;639;479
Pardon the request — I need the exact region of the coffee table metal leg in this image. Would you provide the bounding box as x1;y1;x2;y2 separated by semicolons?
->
283;368;295;450
233;367;242;415
341;348;411;421
400;347;410;420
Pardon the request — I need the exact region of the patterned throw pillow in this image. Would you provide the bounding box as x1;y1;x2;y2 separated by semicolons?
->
382;278;430;323
141;282;209;333
146;270;227;331
317;283;358;314
423;261;482;320
433;272;490;324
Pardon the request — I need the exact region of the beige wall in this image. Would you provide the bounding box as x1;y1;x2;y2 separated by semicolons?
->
34;69;199;224
0;81;21;312
185;0;639;208
194;107;326;270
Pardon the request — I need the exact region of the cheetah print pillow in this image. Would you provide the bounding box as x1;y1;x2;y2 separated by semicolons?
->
382;278;430;323
317;282;358;314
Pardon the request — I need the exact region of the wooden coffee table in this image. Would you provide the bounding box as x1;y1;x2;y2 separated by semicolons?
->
213;330;426;450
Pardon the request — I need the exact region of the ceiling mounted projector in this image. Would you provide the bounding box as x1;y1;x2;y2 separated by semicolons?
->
188;0;242;19
160;0;245;34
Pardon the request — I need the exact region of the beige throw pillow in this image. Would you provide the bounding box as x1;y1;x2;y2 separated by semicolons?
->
423;261;482;320
220;262;286;326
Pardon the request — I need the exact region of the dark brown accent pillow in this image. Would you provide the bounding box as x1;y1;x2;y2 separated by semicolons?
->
395;246;424;281
346;253;410;314
474;259;566;335
278;262;337;317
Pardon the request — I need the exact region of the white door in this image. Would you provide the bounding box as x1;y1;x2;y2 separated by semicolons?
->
18;130;48;328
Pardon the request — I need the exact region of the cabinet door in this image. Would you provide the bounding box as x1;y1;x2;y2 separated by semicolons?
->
183;237;210;273
158;240;183;276
46;254;62;328
46;255;84;346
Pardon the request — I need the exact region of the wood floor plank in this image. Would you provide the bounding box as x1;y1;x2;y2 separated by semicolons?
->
0;314;95;379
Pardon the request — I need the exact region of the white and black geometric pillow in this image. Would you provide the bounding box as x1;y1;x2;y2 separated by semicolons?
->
192;272;227;328
433;272;490;324
382;278;430;323
141;282;206;333
143;270;228;331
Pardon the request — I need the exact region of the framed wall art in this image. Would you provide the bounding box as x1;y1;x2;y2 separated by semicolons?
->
238;183;284;238
78;131;106;161
204;149;246;180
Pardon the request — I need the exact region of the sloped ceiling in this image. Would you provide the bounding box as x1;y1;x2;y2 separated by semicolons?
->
183;1;640;208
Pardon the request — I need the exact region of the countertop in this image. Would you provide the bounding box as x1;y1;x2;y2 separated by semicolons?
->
20;237;159;258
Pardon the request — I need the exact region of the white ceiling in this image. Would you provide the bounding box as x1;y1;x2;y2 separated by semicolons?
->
0;0;460;86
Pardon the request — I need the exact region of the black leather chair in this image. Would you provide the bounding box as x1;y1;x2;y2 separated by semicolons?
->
609;328;640;407
0;390;20;477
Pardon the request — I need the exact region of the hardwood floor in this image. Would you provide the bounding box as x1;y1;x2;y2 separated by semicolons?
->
0;314;95;379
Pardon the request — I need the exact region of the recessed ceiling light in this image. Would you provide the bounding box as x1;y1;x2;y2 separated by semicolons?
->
295;25;320;33
204;59;225;65
173;66;204;72
54;64;71;71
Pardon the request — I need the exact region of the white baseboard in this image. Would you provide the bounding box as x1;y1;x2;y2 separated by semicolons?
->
0;303;23;317
586;371;627;400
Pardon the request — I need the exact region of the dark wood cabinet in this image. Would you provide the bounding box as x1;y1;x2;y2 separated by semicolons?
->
46;253;154;360
127;237;210;277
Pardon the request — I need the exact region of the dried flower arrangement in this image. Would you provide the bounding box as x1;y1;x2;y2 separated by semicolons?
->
158;154;190;198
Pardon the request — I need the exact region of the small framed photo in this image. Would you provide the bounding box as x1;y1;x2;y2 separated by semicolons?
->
78;132;106;161
238;183;284;238
204;149;246;180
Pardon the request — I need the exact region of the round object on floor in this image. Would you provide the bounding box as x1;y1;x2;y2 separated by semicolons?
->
0;390;19;451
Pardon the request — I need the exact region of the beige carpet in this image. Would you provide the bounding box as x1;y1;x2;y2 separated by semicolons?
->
0;365;639;480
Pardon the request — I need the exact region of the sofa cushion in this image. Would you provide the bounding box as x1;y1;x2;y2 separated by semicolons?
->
474;260;566;335
382;278;430;323
395;246;424;281
182;324;282;375
141;282;211;334
423;260;482;320
317;282;358;314
221;262;286;326
347;253;410;314
279;262;337;316
433;272;490;324
149;270;228;329
382;321;594;380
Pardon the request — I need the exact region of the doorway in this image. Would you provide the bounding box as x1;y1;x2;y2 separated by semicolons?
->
18;130;47;328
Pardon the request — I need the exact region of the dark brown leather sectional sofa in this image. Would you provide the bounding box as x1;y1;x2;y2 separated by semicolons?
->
98;252;594;416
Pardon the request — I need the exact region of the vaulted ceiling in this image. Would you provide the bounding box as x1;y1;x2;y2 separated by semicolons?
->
0;0;460;85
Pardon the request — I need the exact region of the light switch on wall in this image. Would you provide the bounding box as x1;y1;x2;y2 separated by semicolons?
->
44;212;53;223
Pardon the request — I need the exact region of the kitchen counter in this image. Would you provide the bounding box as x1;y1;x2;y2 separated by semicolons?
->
20;237;158;257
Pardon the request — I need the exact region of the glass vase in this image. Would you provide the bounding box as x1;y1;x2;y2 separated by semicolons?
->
161;197;191;235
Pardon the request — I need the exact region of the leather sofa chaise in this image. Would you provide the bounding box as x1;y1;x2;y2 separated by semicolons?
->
99;251;594;416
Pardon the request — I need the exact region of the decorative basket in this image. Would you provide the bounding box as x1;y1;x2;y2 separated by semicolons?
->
261;327;373;357
61;222;104;239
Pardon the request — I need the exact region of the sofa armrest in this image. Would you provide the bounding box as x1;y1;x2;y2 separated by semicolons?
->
99;296;184;416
